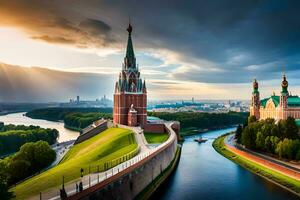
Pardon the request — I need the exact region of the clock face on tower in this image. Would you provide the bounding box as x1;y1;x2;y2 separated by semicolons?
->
282;80;288;87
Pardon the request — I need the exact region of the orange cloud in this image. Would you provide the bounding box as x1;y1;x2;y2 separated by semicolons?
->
0;0;117;48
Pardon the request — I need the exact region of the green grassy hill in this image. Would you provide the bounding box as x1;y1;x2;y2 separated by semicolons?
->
144;132;169;143
12;127;138;199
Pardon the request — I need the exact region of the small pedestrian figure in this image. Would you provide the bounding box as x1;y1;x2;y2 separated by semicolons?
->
76;182;79;193
60;188;67;199
79;181;83;192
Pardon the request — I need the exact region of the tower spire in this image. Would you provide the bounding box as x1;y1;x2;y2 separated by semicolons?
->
253;78;259;94
281;73;288;94
124;21;136;69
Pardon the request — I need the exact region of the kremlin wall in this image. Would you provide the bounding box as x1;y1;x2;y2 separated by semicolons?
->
68;122;179;200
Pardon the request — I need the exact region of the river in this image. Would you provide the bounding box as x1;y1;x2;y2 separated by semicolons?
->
153;128;299;200
0;112;79;143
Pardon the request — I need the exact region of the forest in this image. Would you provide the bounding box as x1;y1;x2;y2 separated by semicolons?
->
148;111;248;131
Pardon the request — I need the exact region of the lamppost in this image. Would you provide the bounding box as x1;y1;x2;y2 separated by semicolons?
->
60;175;67;199
80;168;84;178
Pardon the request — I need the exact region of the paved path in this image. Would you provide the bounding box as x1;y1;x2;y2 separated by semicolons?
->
51;140;75;167
33;126;153;200
225;134;300;181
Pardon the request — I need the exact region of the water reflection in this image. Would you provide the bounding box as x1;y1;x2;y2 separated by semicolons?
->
154;128;298;200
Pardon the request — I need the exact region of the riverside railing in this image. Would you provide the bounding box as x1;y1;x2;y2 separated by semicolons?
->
42;123;177;200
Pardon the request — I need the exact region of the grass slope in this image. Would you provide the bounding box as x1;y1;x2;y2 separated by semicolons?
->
213;134;300;196
12;128;138;199
144;132;169;143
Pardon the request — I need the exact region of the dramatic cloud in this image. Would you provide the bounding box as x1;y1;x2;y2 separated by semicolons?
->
0;0;117;48
0;63;114;102
1;0;300;101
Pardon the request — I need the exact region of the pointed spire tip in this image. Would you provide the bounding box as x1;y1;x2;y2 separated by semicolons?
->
127;23;132;34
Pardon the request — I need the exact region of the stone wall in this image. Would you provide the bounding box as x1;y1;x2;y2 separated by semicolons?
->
74;120;108;144
68;123;178;200
143;123;166;133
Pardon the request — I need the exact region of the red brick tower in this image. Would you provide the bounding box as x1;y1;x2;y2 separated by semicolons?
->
250;78;260;120
113;23;147;127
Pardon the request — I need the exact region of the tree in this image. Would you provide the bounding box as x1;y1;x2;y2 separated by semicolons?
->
235;124;243;143
275;141;284;158
33;141;56;170
248;115;257;124
17;142;36;170
1;141;56;185
271;126;280;137
284;117;299;139
255;132;265;150
275;138;293;159
264;136;272;153
0;173;14;200
291;139;300;160
296;149;300;161
0;125;58;156
270;136;280;154
241;126;256;149
8;159;31;184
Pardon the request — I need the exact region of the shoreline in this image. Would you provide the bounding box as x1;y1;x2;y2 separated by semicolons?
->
181;125;238;137
136;146;182;199
213;134;300;197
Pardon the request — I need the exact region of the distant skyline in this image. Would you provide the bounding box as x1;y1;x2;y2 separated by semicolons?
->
1;0;300;102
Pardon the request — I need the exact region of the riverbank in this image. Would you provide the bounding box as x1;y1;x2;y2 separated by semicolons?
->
136;146;181;199
25;112;81;131
213;134;300;197
180;125;237;137
0;112;79;142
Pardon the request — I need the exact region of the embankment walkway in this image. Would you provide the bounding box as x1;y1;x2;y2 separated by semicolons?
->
225;134;300;181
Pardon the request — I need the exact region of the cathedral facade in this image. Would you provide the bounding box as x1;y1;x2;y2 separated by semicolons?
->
250;74;300;122
113;24;147;127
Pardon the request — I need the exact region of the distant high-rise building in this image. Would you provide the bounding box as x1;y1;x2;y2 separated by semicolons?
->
113;23;147;127
77;96;80;102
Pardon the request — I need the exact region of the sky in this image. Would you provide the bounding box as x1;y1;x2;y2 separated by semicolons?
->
0;0;300;102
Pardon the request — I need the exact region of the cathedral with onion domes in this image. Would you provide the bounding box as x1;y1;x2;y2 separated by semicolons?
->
250;74;300;124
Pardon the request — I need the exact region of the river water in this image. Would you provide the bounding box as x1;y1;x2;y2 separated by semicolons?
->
0;112;79;142
154;128;299;200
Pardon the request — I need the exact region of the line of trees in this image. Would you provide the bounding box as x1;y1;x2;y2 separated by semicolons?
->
26;107;113;130
149;111;249;129
64;112;112;130
0;125;58;156
26;107;112;121
235;116;300;160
